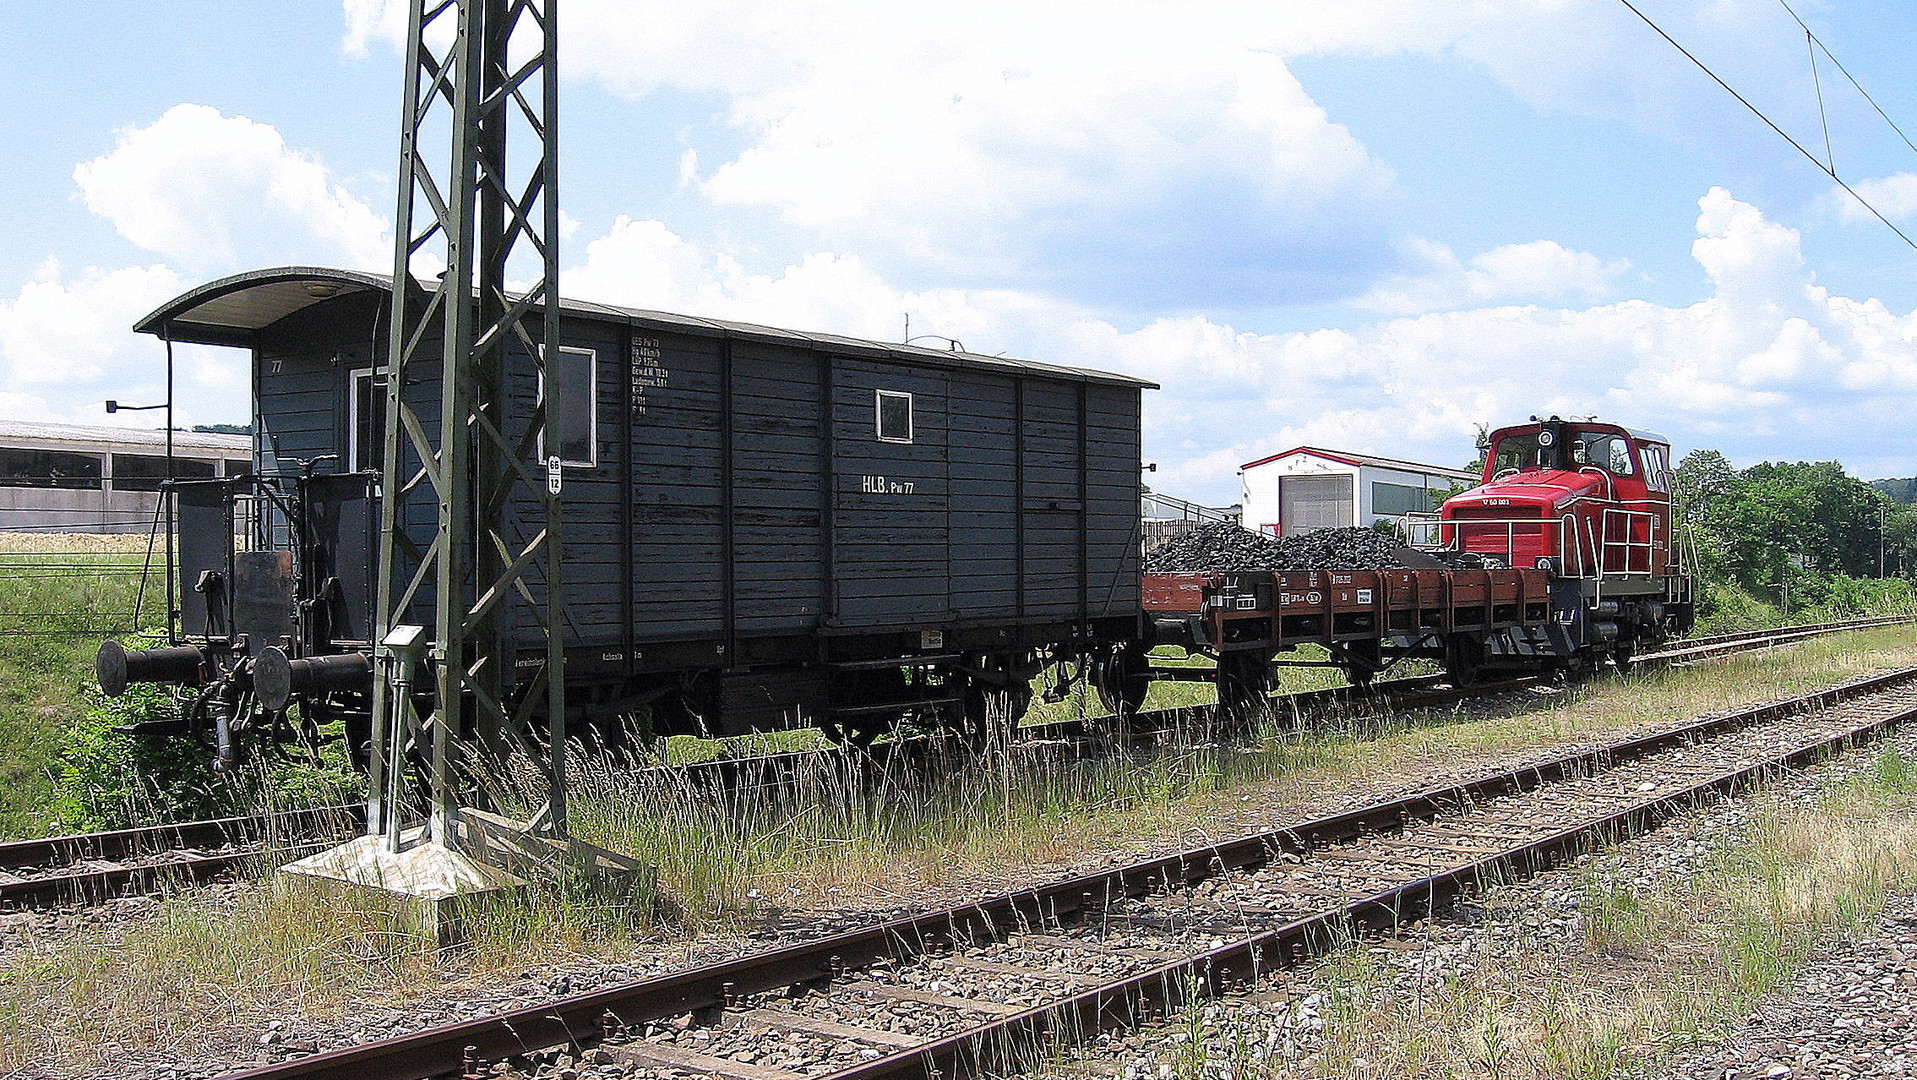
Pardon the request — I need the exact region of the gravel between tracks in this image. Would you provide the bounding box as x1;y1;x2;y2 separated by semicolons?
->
1056;727;1917;1080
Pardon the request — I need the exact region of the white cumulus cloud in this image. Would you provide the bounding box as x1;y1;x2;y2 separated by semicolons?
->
1826;173;1917;224
1357;238;1632;315
0;259;181;388
73;104;389;273
553;188;1917;503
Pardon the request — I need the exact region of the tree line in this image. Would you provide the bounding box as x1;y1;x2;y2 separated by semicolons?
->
1675;451;1917;621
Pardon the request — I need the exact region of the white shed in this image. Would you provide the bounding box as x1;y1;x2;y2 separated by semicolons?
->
1239;446;1478;537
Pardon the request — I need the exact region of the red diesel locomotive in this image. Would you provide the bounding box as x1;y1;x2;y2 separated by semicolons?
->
1138;417;1694;706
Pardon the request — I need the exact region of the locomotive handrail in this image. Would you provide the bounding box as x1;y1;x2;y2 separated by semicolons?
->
1561;512;1585;578
1406;506;1672;586
1599;507;1659;576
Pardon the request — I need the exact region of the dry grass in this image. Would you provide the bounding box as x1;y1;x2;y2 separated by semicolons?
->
5;627;1917;1075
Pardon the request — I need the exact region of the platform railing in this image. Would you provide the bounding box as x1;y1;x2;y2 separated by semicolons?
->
1404;512;1592;579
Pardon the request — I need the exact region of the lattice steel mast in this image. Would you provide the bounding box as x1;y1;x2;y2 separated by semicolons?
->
368;0;567;852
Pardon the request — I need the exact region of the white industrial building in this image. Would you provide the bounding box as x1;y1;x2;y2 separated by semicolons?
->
1239;446;1478;537
0;421;250;534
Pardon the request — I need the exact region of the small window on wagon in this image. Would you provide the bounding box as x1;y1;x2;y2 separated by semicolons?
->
876;390;913;444
539;346;598;468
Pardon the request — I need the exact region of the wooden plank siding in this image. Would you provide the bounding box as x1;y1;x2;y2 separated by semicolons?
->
246;290;1146;672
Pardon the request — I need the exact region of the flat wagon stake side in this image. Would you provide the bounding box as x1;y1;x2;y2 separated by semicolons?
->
1142;566;1556;705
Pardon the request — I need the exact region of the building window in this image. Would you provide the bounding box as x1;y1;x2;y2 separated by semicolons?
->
223;459;250;477
349;368;387;472
1371;481;1435;516
876;390;913;444
539;346;598;467
0;447;102;489
110;454;216;492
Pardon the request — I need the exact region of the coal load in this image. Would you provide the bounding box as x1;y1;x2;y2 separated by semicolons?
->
1144;521;1422;573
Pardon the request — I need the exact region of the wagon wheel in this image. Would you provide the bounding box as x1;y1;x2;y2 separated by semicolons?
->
959;677;1031;750
1092;642;1152;723
1215;652;1273;728
1337;639;1383;690
820;716;886;750
1442;633;1485;686
1611;644;1634;675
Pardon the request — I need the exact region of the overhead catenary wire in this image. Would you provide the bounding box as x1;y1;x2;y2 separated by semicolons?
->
1776;0;1917;161
1615;0;1917;253
1805;29;1833;176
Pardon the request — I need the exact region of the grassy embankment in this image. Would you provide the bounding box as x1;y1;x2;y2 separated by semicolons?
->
6;625;1917;1075
0;534;153;837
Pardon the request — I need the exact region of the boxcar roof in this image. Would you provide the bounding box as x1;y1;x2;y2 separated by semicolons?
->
135;266;1158;390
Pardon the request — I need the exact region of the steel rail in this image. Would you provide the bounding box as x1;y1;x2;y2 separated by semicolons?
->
0;842;339;907
826;690;1917;1080
215;663;1917;1080
0;803;364;869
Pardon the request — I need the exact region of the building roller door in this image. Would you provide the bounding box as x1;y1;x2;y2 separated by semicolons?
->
1280;475;1352;536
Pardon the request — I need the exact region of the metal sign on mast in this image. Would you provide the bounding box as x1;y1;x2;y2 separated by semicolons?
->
369;0;567;856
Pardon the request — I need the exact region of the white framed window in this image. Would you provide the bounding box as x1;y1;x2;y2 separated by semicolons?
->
539;346;598;467
876;389;913;444
349;367;387;472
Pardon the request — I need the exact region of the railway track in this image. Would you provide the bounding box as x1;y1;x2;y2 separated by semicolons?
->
212;649;1917;1079
3;614;1904;910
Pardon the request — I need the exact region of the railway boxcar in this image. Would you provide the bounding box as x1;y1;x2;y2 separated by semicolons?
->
100;267;1152;756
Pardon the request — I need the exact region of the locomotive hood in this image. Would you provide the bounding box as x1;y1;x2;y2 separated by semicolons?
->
1444;469;1608;515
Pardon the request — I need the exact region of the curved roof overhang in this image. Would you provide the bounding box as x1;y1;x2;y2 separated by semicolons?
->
134;265;1158;390
133;267;390;348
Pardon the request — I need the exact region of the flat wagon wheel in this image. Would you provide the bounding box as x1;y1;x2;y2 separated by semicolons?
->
820;716;886;750
1215;651;1274;727
1337;639;1383;690
1442;633;1486;687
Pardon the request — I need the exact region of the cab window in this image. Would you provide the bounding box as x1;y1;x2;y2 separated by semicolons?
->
1641;444;1671;491
1491;433;1541;474
1574;432;1634;475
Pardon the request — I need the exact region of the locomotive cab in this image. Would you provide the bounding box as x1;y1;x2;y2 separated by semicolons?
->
1424;416;1693;668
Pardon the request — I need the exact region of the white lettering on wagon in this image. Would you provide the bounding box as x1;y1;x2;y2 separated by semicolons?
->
861;475;916;495
630;337;668;418
1356;588;1374;604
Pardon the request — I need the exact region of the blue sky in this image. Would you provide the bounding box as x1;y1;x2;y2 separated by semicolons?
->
6;1;1917;504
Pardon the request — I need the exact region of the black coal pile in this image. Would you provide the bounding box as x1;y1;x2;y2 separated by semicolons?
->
1144;521;1424;573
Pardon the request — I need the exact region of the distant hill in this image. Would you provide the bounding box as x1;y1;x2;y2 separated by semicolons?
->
1872;477;1917;504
